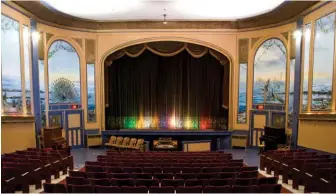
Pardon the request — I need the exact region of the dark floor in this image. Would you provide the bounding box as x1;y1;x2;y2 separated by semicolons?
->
71;148;260;170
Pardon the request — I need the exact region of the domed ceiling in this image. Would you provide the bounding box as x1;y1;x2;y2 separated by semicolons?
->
42;0;285;21
9;0;320;30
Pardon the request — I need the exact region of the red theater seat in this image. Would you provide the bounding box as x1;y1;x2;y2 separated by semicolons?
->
153;173;174;180
71;184;94;193
257;184;282;193
69;171;86;178
87;172;108;179
232;185;257;193
203;185;231;193
121;186;148;193
149;186;175;193
208;178;232;186
161;179;185;187
175;173;196;180
110;178;134;187
94;185;121;193
135;178;160;188
176;186;203;193
88;178;111;186
43;183;67;193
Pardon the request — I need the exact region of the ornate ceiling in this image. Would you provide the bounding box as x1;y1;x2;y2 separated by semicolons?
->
42;0;285;21
10;1;320;30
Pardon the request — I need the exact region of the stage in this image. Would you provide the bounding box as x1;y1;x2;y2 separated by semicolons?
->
102;129;232;151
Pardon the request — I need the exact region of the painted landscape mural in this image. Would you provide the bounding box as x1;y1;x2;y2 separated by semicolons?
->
301;23;312;112
1;15;23;113
311;12;335;111
48;40;81;104
253;38;287;105
238;63;247;123
87;64;96;122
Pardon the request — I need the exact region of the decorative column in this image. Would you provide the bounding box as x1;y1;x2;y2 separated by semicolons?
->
291;19;304;148
30;19;42;146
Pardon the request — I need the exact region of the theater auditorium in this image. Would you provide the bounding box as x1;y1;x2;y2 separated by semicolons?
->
1;0;336;193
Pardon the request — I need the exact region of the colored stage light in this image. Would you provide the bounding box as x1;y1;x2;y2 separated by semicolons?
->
184;118;192;129
144;117;152;128
169;117;176;128
151;116;159;128
124;117;136;129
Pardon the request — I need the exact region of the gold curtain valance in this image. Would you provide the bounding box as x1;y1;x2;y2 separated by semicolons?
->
105;41;229;66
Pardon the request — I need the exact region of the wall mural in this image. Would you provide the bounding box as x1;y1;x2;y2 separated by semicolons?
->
238;63;247;123
253;39;287;105
1;15;22;113
288;59;295;128
301;23;312;112
48;40;80;104
39;59;46;127
23;25;31;114
87;63;96;122
311;12;335;111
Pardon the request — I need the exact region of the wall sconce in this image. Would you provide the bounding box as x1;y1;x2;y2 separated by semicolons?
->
293;30;302;39
32;31;40;43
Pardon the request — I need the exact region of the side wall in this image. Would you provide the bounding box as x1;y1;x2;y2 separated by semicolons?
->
1;121;36;153
298;120;336;154
298;2;336;154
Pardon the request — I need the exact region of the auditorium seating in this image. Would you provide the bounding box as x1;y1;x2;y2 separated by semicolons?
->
42;151;283;193
1;148;73;193
260;149;336;193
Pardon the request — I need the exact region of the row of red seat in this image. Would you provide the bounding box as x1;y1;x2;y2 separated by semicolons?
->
43;173;280;193
65;176;277;187
88;166;252;174
1;148;73;193
44;183;282;193
72;170;259;180
260;149;336;193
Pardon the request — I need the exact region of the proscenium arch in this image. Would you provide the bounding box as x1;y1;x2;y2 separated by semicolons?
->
100;37;234;130
252;36;288;105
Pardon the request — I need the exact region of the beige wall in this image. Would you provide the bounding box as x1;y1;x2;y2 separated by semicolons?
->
1;122;36;154
298;120;336;154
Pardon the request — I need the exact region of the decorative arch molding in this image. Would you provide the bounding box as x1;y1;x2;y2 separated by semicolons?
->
250;34;289;58
44;37;84;107
46;36;84;57
99;36;235;130
100;36;234;68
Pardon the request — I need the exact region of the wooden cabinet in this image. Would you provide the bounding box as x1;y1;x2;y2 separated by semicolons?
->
86;134;102;147
231;134;247;148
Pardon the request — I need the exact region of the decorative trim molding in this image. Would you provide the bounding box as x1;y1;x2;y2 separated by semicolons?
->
1;115;35;123
299;113;336;121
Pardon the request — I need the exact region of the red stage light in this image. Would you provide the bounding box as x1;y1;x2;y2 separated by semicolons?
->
71;105;77;109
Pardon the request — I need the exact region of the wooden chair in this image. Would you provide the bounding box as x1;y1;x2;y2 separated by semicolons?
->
130;139;144;151
105;136;117;147
115;137;131;150
106;136;123;149
122;138;137;150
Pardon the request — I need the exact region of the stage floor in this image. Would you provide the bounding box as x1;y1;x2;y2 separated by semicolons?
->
101;129;232;151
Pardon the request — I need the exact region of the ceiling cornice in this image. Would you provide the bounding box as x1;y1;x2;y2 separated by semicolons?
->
5;1;326;33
